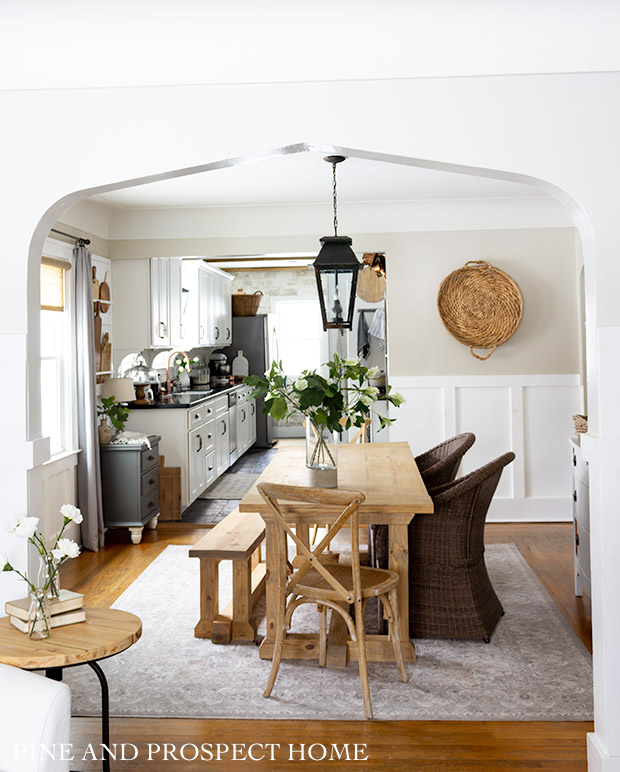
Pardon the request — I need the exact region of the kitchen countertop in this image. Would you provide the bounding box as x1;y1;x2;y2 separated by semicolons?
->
128;382;248;409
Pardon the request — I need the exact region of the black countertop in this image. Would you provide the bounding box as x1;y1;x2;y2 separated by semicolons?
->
128;382;246;409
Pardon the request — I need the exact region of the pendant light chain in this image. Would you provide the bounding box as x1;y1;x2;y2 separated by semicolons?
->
332;161;339;237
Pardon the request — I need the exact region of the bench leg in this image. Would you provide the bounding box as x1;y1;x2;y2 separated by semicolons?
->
231;558;257;642
194;558;219;638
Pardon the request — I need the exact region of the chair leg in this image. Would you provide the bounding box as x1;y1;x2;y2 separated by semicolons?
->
264;598;287;698
386;589;408;683
310;523;320;545
353;598;373;719
318;604;327;667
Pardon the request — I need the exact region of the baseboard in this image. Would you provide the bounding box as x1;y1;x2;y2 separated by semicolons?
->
587;733;620;772
487;497;571;522
273;425;305;438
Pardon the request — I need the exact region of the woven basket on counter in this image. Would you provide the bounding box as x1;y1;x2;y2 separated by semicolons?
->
232;289;263;317
437;260;523;360
573;414;588;435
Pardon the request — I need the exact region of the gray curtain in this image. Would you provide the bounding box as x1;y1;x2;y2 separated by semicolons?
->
74;245;104;550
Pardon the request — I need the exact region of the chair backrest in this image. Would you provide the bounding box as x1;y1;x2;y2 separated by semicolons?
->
419;452;515;565
257;482;365;604
339;416;372;443
415;432;476;489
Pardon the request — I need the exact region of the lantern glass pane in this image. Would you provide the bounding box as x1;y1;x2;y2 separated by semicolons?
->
318;268;354;326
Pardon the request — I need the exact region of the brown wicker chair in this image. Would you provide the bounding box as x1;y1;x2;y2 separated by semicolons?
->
409;451;515;641
368;433;475;577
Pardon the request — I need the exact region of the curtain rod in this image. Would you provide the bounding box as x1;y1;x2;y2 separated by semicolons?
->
50;228;91;246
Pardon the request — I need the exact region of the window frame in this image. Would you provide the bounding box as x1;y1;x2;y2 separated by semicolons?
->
40;238;78;458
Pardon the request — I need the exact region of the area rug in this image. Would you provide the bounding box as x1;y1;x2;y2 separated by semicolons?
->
198;472;259;499
64;544;593;721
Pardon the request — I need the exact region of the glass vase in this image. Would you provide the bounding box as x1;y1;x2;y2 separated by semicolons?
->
27;588;51;639
38;556;60;600
305;418;339;488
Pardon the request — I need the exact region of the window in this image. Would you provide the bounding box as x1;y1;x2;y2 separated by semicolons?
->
271;296;327;377
40;248;76;456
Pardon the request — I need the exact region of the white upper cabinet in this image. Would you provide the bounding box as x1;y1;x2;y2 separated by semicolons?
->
150;257;170;348
168;257;184;347
113;257;233;357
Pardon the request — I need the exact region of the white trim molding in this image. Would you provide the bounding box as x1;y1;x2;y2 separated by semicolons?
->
388;374;583;523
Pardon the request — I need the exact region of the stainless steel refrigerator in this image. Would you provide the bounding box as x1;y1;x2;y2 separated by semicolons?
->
223;314;274;447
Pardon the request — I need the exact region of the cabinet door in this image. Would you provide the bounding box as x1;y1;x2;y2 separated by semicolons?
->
248;398;257;446
169;257;184;347
209;271;221;345
216;412;230;477
181;260;199;348
198;266;211;346
219;275;233;345
237;400;248;455
150;258;170;347
188;426;206;501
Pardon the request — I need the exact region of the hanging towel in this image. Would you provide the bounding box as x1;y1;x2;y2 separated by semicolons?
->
357;312;371;359
368;308;386;350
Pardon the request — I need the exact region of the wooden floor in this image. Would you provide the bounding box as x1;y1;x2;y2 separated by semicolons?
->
62;522;593;771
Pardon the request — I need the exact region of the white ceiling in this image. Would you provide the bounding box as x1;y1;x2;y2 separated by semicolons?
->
94;152;545;210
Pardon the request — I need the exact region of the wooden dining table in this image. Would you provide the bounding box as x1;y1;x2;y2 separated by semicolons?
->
238;441;433;667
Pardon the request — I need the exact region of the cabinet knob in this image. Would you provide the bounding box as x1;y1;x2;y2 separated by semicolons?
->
215;326;220;339
148;455;155;461
573;490;577;502
208;433;213;439
149;479;155;485
572;453;577;466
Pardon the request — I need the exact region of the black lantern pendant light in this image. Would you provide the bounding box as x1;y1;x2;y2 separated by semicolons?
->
313;155;361;331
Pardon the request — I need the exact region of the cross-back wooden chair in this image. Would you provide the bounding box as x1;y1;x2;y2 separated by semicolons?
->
257;482;408;719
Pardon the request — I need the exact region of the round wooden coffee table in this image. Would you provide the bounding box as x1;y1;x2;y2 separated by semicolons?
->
0;608;141;772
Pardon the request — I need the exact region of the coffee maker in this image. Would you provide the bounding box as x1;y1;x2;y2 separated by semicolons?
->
209;352;231;387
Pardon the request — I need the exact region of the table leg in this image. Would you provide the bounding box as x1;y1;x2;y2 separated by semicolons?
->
88;661;110;772
45;667;63;681
389;523;416;661
263;521;278;644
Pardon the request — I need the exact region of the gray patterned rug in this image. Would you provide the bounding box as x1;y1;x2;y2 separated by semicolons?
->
198;472;259;499
64;544;593;721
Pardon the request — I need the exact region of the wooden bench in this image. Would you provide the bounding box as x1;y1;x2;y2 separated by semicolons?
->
189;508;266;644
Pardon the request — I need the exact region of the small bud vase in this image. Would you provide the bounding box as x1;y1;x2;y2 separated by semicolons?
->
38;556;60;600
28;588;51;639
306;418;339;488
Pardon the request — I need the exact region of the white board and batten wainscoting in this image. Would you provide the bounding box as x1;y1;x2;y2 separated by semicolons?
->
388;374;583;523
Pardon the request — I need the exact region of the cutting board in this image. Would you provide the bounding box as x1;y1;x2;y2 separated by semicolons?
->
98;332;111;383
94;307;102;373
92;266;100;313
99;271;110;313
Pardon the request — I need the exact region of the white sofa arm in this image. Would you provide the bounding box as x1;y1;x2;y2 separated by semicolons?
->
0;663;71;772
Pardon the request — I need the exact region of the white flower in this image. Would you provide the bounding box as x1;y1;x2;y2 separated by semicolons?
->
391;391;406;406
60;504;83;524
294;378;308;391
52;538;80;560
366;386;380;397
343;358;359;367
0;552;10;571
366;366;380;378
360;394;374;407
7;516;39;539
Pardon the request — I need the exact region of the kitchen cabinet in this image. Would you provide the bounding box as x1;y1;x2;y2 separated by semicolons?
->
235;386;256;456
125;390;244;510
113;257;184;354
570;438;591;597
99;435;161;544
214;395;230;478
183;260;233;347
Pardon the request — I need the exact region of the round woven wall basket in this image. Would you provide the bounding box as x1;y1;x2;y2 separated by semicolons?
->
437;261;523;360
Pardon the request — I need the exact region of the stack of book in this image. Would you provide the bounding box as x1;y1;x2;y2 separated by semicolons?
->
5;590;86;634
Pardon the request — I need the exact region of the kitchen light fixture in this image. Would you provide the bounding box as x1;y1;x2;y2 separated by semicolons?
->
313;155;361;330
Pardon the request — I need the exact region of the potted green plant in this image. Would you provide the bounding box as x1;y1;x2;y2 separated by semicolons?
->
246;354;405;487
97;396;130;445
